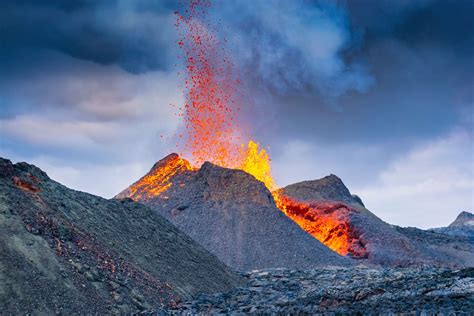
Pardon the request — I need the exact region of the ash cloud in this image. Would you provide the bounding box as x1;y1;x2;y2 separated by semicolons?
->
209;0;374;98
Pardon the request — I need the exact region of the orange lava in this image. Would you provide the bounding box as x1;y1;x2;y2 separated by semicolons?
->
127;155;194;201
276;196;367;257
239;141;276;191
175;0;242;168
171;1;359;257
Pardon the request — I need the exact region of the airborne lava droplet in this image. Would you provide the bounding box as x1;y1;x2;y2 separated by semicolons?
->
169;0;356;257
175;0;242;168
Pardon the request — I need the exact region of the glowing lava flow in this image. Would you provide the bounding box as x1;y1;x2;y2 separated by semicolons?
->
273;196;367;257
239;141;276;191
126;154;194;201
172;0;356;257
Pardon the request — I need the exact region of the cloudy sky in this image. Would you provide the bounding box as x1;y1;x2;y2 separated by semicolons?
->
1;0;472;228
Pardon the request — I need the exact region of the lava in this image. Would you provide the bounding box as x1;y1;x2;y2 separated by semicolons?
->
277;196;368;258
239;141;276;191
175;0;242;168
170;0;357;257
126;154;194;201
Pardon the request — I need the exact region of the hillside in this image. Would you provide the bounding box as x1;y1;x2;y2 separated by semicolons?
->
0;158;242;314
278;176;474;268
116;155;350;271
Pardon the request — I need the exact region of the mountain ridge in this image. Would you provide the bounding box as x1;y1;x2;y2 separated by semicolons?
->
116;154;351;271
279;177;474;268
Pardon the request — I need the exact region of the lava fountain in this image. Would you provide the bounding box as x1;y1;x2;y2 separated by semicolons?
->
171;0;354;257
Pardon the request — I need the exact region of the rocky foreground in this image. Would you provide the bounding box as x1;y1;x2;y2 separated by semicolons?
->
170;267;474;314
0;158;242;314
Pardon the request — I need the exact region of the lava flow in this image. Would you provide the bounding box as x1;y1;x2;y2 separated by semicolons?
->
125;154;194;201
164;0;357;257
276;196;368;257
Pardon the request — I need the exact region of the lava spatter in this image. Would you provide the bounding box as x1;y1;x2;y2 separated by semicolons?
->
172;0;357;257
125;154;194;201
175;0;242;168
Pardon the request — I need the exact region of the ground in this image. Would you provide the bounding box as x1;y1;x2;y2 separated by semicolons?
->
170;267;474;314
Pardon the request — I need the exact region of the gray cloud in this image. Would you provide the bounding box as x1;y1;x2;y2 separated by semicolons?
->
210;0;374;98
0;0;178;74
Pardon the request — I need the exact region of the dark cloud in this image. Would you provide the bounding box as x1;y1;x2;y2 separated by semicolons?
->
245;0;474;147
345;0;474;56
0;0;178;74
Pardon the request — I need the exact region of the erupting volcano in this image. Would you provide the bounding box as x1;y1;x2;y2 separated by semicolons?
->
122;1;472;265
158;0;358;257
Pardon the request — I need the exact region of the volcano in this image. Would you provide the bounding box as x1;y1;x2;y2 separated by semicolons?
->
116;154;350;271
118;155;474;269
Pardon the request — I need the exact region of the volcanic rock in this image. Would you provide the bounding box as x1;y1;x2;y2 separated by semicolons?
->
429;211;474;240
280;174;362;206
116;155;350;271
278;176;474;268
449;211;474;228
0;157;242;314
170;266;474;314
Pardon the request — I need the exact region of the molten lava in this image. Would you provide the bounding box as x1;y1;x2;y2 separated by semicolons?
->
239;141;276;191
126;154;194;201
276;196;367;258
169;0;359;257
175;0;242;168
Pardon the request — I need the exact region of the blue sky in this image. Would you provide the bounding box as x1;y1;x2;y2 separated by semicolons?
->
0;0;472;228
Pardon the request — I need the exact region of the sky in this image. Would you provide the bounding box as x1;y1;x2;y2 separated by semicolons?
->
0;0;472;228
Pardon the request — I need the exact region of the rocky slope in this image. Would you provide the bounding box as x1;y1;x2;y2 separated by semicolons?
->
278;176;474;268
430;211;474;240
116;155;350;271
449;211;474;227
170;267;474;314
0;158;242;314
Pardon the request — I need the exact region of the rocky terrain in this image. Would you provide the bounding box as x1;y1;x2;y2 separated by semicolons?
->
170;266;474;314
3;154;473;314
450;211;474;227
117;154;350;271
278;175;474;268
430;211;474;240
0;158;242;314
118;155;474;270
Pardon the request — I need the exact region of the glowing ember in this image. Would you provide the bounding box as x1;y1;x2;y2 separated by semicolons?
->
175;1;279;194
175;0;242;168
127;154;194;201
276;197;368;257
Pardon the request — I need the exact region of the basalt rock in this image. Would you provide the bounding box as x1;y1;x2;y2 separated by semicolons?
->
170;267;474;314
